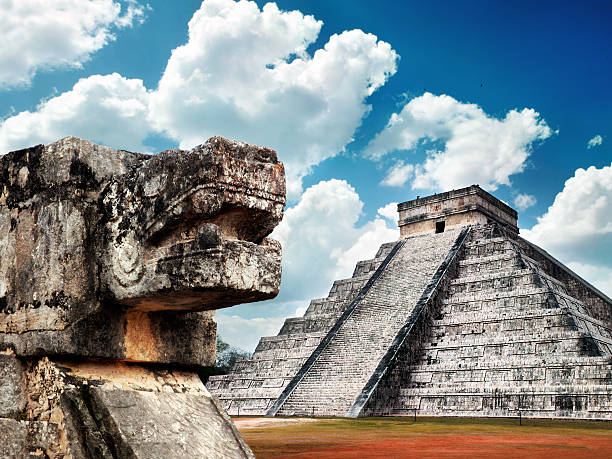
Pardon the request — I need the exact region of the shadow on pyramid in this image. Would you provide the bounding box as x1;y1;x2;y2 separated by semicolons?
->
208;185;612;419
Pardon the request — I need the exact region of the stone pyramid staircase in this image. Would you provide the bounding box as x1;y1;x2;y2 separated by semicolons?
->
207;242;398;415
209;222;612;419
268;227;468;417
362;225;612;419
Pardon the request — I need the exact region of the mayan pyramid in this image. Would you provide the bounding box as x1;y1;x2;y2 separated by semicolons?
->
208;185;612;419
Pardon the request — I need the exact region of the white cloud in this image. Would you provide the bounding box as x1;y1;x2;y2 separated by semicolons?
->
271;179;398;303
381;160;414;187
0;0;148;89
331;217;399;277
0;73;152;154
215;313;286;352
514;193;537;211
367;92;553;191
377;202;398;221
587;134;603;149
149;0;398;198
523;163;612;296
0;0;398;198
115;0;150;27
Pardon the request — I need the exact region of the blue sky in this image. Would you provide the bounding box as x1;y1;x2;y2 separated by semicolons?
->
1;0;610;351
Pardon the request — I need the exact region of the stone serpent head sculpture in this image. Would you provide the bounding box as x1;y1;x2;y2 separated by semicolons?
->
0;136;285;366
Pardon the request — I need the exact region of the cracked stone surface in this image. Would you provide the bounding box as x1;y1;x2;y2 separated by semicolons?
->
0;135;284;365
0;136;285;458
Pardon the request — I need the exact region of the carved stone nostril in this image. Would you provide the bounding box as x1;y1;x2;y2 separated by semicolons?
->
196;223;221;249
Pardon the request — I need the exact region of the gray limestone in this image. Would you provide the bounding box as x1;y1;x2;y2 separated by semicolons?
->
0;136;284;365
371;225;612;419
0;136;286;458
0;419;60;458
207;242;396;415
209;185;612;420
273;229;462;417
0;353;25;418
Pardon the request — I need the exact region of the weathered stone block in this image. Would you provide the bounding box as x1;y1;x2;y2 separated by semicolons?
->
0;136;285;365
0;418;60;458
0;352;26;418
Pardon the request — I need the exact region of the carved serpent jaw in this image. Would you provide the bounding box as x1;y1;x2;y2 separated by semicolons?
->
103;137;286;311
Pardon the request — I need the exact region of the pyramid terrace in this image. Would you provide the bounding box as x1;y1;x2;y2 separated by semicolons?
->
208;185;612;419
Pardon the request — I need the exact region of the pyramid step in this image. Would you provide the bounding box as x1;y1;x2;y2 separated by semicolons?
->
303;298;352;318
423;329;592;348
374;242;398;259
433;309;612;343
448;276;541;297
326;275;373;299
251;346;319;361
405;364;612;387
352;255;388;278
392;385;612;419
279;315;339;335
430;318;578;341
212;387;284;400
255;332;326;352
414;354;612;371
442;287;549;306
433;308;574;326
458;252;518;266
462;238;515;260
398;383;612;396
451;268;535;284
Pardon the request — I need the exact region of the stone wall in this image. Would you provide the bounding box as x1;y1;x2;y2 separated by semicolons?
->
398;185;518;237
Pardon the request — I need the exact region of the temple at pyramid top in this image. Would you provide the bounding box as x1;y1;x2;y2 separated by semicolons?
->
398;185;518;237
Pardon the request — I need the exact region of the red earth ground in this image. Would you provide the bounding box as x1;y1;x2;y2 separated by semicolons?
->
234;416;612;458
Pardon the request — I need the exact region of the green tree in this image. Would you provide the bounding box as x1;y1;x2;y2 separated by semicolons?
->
199;335;251;383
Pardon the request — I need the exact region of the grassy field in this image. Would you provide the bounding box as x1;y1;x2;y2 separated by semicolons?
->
235;416;612;458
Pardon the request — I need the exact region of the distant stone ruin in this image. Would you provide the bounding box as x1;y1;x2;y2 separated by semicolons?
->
209;185;612;419
0;136;285;457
